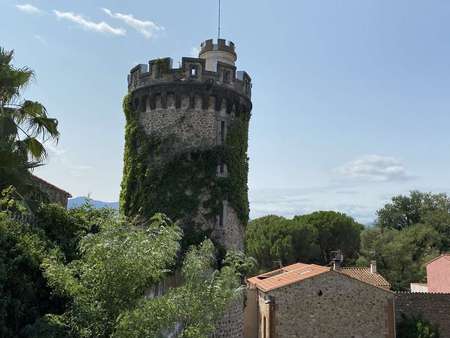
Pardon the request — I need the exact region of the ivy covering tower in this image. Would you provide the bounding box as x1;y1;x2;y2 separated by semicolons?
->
120;38;252;252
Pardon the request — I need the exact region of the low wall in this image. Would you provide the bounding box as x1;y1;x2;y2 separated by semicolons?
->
396;292;450;337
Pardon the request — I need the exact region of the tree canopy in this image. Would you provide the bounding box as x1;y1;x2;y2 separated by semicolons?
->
0;197;112;338
358;191;448;290
245;211;363;272
43;213;242;338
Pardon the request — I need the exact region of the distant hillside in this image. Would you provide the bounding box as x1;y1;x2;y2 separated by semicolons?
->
68;197;119;210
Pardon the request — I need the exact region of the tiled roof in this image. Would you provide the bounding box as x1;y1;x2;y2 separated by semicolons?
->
247;263;392;292
339;267;391;290
247;263;330;292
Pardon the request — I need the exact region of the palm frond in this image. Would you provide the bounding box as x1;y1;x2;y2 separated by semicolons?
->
19;137;47;162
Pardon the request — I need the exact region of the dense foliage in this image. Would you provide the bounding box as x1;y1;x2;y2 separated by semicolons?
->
0;47;59;202
113;240;241;338
0;197;243;338
246;211;362;271
120;94;250;251
0;213;60;338
43;213;242;338
294;211;363;264
358;191;448;290
397;314;440;338
0;193;112;338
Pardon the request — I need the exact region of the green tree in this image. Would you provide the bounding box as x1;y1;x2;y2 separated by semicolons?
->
0;213;65;338
358;224;440;290
294;211;363;265
35;202;116;260
43;214;241;338
0;47;59;197
0;192;115;338
397;314;440;338
358;191;450;290
113;240;241;338
377;191;450;233
245;215;319;271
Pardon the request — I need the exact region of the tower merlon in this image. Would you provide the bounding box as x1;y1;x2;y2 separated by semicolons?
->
128;52;251;98
200;39;236;57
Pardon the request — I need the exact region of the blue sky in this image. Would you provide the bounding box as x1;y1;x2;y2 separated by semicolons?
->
2;0;450;223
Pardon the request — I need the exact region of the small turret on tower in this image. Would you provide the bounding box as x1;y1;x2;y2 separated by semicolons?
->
199;38;237;71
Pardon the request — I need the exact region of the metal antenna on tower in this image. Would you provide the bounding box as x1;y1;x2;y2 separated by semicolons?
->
218;0;221;39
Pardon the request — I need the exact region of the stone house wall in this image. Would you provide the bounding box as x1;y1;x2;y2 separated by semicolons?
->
31;175;71;208
260;271;395;338
244;288;258;338
395;293;450;337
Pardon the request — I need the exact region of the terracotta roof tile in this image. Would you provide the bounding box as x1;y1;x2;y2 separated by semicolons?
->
247;263;330;292
248;263;392;293
339;267;391;290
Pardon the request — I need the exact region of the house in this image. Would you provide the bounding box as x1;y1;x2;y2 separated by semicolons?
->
31;175;72;208
411;253;450;293
244;262;395;338
427;254;450;293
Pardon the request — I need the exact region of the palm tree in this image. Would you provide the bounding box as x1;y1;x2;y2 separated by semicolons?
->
0;47;59;196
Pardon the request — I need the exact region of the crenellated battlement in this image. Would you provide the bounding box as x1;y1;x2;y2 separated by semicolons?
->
199;38;236;58
130;84;252;119
128;57;251;98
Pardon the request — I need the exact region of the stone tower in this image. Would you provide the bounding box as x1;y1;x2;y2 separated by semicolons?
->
121;38;252;253
120;38;252;337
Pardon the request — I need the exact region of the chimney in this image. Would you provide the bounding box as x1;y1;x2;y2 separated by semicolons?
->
331;250;344;270
370;260;377;274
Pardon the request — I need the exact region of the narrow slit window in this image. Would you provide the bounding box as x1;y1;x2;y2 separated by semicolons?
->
155;65;161;79
220;121;226;144
263;317;267;338
218;204;224;227
223;71;230;83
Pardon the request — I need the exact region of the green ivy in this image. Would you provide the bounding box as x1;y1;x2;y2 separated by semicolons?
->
119;94;250;248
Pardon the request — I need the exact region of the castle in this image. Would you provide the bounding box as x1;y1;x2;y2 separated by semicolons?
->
120;38;253;337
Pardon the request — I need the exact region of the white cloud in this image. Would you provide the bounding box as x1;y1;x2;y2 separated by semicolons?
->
336;155;411;182
16;3;43;14
53;10;126;36
102;8;163;39
249;187;378;224
34;34;47;45
45;143;92;177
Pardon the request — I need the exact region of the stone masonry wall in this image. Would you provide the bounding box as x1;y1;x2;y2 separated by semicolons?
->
266;271;395;338
139;95;222;150
138;94;243;250
396;293;450;338
214;294;244;338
